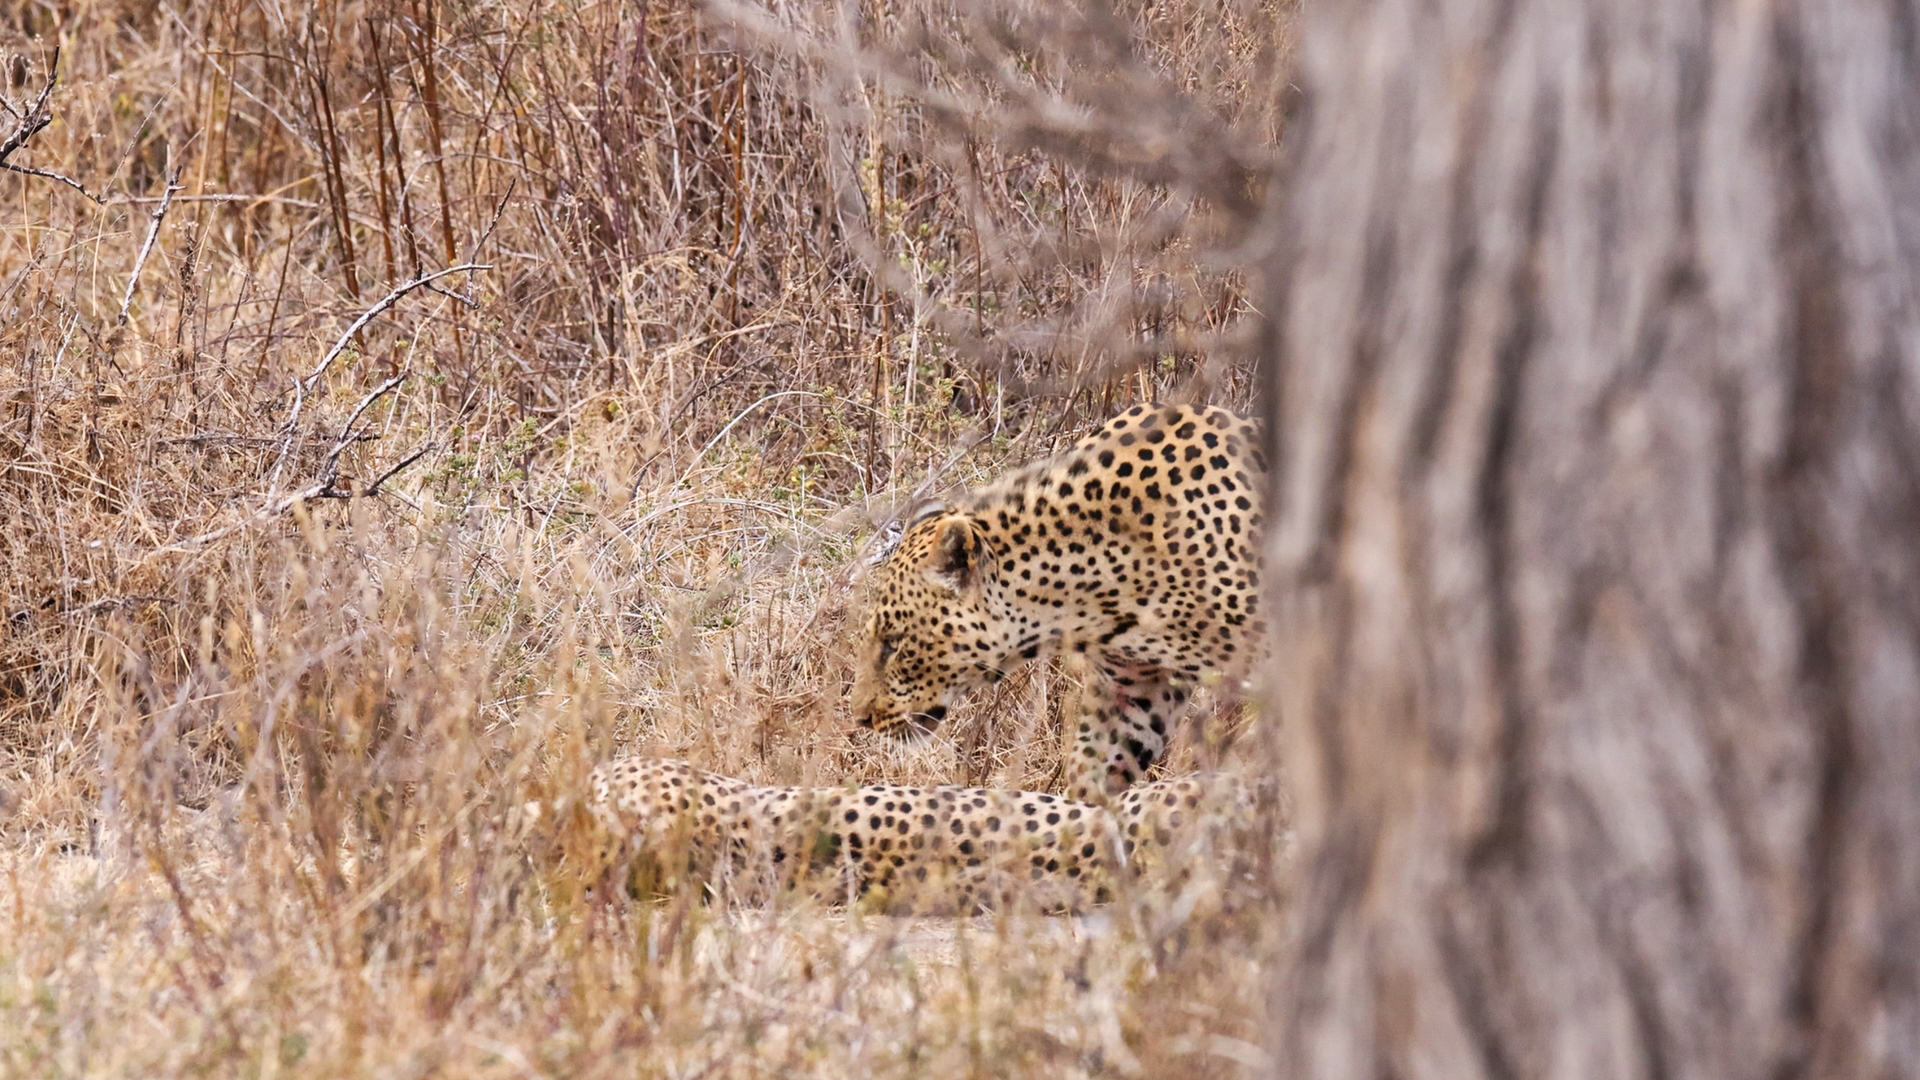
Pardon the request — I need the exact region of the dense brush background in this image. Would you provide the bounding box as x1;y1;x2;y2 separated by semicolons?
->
0;0;1290;1074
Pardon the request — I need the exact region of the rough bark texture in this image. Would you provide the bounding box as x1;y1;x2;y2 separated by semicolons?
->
1259;0;1920;1077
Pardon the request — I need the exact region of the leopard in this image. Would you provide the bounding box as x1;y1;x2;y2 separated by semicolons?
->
850;403;1266;801
586;755;1244;915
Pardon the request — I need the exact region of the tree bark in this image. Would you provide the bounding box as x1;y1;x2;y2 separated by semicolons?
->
1259;1;1920;1077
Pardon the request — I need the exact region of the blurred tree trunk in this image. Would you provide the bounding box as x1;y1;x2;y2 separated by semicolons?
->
1259;0;1920;1077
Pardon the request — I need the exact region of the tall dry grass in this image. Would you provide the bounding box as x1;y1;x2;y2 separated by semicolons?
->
0;0;1291;1074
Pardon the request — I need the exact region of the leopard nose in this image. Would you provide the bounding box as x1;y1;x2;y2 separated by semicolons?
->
856;710;875;730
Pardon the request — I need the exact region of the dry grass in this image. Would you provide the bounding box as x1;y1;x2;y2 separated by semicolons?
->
0;0;1291;1074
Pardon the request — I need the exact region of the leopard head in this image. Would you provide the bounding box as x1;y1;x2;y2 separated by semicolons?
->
850;509;1004;737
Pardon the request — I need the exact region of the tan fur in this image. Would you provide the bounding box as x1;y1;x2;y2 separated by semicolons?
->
851;404;1266;799
588;756;1243;915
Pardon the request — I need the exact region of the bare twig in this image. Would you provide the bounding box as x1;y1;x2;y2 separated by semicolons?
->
160;432;378;448
471;178;517;262
266;264;467;518
2;161;106;204
264;376;306;499
262;371;408;517
117;168;185;329
0;57;55;167
148;438;437;558
301;263;492;391
119;192;322;208
421;282;483;307
332;374;408;451
0;48;102;204
302;435;433;501
359;441;435;497
60;595;180;618
319;372;409;485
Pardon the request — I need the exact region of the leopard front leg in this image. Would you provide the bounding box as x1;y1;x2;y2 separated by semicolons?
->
1064;664;1191;802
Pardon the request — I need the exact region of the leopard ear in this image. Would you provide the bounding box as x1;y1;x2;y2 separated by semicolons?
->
867;500;948;567
926;516;987;593
906;499;947;528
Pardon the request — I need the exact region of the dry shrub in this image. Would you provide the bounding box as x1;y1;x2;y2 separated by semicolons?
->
0;0;1291;1073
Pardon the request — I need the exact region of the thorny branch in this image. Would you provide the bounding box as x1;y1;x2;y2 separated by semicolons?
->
422;179;516;306
249;260;494;527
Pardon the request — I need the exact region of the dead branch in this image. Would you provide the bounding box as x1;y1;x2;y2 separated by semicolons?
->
301;263;493;391
264;371;406;505
264;376;306;499
294;432;434;502
160;432;378;448
332;374;408;451
358;441;435;497
149;438;438;558
0;55;56;167
3;158;107;205
59;595;181;619
421;180;517;307
265;260;480;518
318;372;409;488
0;47;106;204
116;168;184;329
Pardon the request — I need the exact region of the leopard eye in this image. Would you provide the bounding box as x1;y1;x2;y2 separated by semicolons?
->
878;635;903;664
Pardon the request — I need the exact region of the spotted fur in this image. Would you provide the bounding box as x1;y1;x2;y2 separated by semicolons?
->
851;404;1266;799
587;756;1238;915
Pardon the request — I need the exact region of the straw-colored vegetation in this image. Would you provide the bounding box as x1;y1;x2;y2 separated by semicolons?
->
0;0;1291;1074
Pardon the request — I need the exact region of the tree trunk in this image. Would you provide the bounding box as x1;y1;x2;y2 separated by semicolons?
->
1259;1;1920;1077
